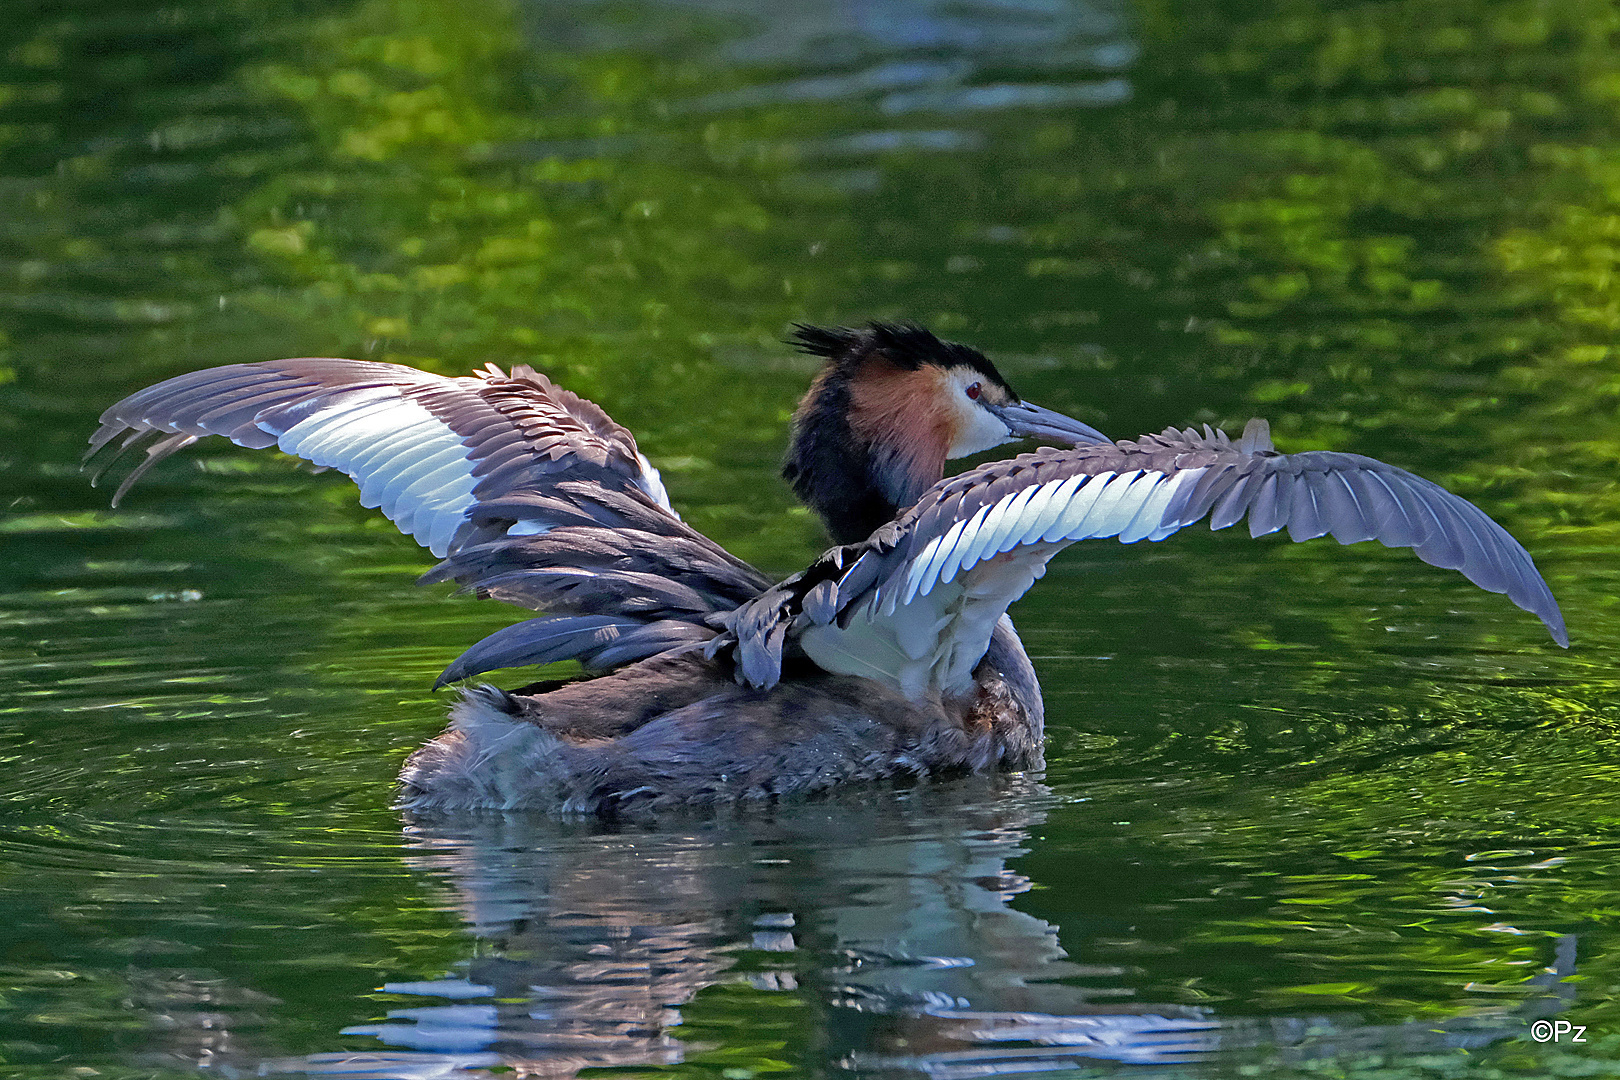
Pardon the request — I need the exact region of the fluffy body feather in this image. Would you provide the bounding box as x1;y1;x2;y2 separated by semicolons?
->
400;628;1043;813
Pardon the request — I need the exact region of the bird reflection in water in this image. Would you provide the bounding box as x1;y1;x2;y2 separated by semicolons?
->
265;787;1570;1079
304;786;1219;1077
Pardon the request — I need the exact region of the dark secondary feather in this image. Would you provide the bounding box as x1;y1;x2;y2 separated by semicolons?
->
433;615;716;688
722;420;1567;691
85;358;772;678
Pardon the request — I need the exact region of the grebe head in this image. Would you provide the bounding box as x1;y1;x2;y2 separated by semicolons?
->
783;323;1108;545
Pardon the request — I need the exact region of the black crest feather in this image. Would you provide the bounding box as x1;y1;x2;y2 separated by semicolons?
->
788;322;1011;391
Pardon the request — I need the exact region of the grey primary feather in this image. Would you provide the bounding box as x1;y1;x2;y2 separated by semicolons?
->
802;579;841;625
586;620;716;670
722;423;1567;691
435;614;636;687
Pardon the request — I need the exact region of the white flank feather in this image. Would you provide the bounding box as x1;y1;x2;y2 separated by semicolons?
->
933;557;1044;694
892;601;957;661
800;603;922;684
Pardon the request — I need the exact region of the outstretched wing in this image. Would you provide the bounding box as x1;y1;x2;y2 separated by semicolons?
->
86;359;674;555
725;420;1566;698
88;359;773;679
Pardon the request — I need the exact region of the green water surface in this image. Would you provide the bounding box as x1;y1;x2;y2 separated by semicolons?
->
1;0;1618;1076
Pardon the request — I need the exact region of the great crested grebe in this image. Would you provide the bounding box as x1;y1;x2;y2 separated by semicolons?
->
87;324;1566;813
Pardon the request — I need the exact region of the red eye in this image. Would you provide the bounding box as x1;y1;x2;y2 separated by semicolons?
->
966;382;981;400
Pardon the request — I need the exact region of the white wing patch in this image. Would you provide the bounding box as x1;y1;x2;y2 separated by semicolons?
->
275;391;477;557
894;469;1211;615
809;467;1210;699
